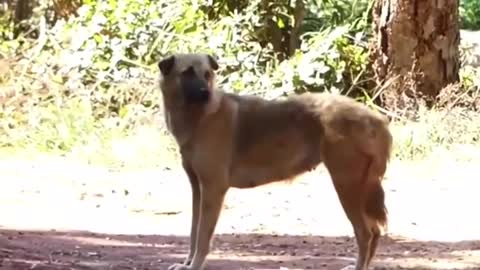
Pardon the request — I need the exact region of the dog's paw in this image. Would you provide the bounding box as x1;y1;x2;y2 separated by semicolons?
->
168;263;192;270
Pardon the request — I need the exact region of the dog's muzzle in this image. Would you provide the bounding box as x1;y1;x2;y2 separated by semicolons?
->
180;67;210;104
181;79;210;103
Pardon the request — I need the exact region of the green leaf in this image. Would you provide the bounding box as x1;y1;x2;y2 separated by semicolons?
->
119;106;128;118
277;17;285;29
93;34;104;44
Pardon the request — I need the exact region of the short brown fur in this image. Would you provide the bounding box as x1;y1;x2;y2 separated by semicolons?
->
158;53;392;270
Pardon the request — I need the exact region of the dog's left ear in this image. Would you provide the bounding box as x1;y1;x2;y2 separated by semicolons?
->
207;54;219;70
158;55;176;76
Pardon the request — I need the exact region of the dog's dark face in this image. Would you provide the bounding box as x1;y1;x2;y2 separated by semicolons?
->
158;53;219;105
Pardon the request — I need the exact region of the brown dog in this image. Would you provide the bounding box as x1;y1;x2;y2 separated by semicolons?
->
158;53;392;270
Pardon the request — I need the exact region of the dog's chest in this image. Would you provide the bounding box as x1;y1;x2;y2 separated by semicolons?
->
164;110;198;146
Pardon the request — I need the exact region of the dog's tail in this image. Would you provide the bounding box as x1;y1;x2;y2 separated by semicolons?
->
361;116;392;230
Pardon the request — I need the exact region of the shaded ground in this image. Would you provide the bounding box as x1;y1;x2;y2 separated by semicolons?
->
1;156;480;269
1;230;480;270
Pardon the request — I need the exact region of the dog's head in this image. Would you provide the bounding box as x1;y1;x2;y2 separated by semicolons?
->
158;53;219;106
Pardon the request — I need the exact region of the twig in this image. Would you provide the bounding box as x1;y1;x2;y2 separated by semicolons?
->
368;102;404;121
440;84;476;121
344;68;367;96
119;56;152;70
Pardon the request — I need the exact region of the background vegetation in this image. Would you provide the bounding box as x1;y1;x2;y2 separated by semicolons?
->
0;0;479;168
461;0;480;29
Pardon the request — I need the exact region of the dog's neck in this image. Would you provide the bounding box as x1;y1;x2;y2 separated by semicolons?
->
204;87;223;116
165;88;225;148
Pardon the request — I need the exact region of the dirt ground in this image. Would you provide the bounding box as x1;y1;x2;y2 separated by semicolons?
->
0;156;480;270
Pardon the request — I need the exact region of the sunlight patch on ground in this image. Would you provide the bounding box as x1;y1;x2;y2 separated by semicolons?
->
53;235;157;247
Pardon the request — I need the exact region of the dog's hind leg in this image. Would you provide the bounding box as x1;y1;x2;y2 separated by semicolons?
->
334;182;373;270
367;223;381;266
323;145;382;270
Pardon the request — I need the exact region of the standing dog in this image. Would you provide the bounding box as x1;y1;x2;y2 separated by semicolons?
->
158;53;392;270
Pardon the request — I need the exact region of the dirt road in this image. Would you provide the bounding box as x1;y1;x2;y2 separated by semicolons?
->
0;156;479;270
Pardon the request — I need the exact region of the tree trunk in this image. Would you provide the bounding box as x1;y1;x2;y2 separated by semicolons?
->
371;0;460;111
289;0;306;56
13;0;33;38
260;0;287;60
258;0;305;61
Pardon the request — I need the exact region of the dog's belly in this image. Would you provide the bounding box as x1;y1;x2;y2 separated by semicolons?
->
229;161;319;188
228;143;322;188
229;166;281;188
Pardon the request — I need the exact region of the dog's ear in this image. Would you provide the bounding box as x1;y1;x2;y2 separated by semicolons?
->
158;55;176;76
207;54;219;70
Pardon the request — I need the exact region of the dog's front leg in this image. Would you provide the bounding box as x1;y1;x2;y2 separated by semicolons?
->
189;182;227;270
183;163;201;265
168;162;201;270
170;171;228;270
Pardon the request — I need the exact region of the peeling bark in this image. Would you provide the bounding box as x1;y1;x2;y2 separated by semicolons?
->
371;0;460;109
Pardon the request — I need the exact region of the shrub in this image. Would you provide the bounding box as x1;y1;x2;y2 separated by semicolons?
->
460;0;480;30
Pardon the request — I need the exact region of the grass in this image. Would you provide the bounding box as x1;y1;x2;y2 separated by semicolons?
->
1;125;180;170
391;107;480;162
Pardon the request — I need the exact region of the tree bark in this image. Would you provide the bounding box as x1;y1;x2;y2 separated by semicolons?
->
260;0;287;60
371;0;460;110
13;0;33;38
289;0;306;56
52;0;83;20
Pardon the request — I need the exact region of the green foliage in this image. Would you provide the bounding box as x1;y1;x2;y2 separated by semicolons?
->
460;0;480;30
0;0;479;164
0;6;13;40
304;0;372;33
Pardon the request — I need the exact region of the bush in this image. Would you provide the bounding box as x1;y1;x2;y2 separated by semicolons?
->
460;0;480;30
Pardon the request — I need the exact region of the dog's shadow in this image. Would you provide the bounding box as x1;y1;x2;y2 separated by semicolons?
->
0;229;478;270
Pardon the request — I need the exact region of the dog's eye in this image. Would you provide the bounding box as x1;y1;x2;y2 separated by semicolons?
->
204;71;211;80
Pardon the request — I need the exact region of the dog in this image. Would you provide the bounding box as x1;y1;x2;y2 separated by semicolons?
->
157;53;393;270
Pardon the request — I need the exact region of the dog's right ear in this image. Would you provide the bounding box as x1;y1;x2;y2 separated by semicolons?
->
158;55;175;76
